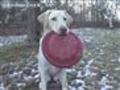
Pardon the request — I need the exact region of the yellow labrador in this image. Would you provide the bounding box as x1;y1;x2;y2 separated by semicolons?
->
37;10;73;90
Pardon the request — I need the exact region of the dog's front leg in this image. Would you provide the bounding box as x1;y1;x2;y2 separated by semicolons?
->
38;62;48;90
38;40;49;90
38;55;49;90
59;70;68;90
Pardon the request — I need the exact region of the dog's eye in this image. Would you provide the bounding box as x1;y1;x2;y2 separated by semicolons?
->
63;17;67;21
51;17;57;21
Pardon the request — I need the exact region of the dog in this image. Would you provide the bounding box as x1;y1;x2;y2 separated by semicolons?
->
37;10;73;90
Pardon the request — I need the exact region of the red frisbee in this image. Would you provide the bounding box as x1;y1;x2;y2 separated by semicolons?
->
42;31;84;68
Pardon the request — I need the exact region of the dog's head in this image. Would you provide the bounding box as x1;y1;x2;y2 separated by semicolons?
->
37;10;73;35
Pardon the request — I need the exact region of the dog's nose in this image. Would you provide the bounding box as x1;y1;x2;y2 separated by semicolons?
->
60;27;67;33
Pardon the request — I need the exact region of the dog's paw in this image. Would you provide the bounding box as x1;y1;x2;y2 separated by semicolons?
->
39;83;44;90
62;88;68;90
38;83;42;90
39;83;47;90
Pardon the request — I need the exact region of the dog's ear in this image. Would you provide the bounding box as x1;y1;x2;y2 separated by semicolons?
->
37;10;51;24
64;11;73;26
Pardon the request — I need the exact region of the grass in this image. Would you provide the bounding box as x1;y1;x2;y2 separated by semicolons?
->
0;43;37;60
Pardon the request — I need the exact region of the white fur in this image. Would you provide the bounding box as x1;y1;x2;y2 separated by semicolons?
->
37;10;73;90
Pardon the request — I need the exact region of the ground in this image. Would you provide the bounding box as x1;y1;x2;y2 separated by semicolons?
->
0;28;120;90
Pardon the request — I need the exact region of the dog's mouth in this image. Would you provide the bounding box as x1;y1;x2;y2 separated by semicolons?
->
59;32;67;36
53;31;68;36
52;28;69;36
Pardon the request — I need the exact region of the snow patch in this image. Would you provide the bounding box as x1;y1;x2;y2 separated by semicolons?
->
0;35;28;47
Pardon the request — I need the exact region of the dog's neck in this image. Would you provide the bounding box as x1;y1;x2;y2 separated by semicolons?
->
43;29;50;37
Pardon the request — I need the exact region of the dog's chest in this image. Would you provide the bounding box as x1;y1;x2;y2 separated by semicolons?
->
47;65;62;76
38;42;62;76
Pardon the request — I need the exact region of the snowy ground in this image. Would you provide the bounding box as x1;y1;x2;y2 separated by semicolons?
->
0;28;120;90
0;35;27;47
